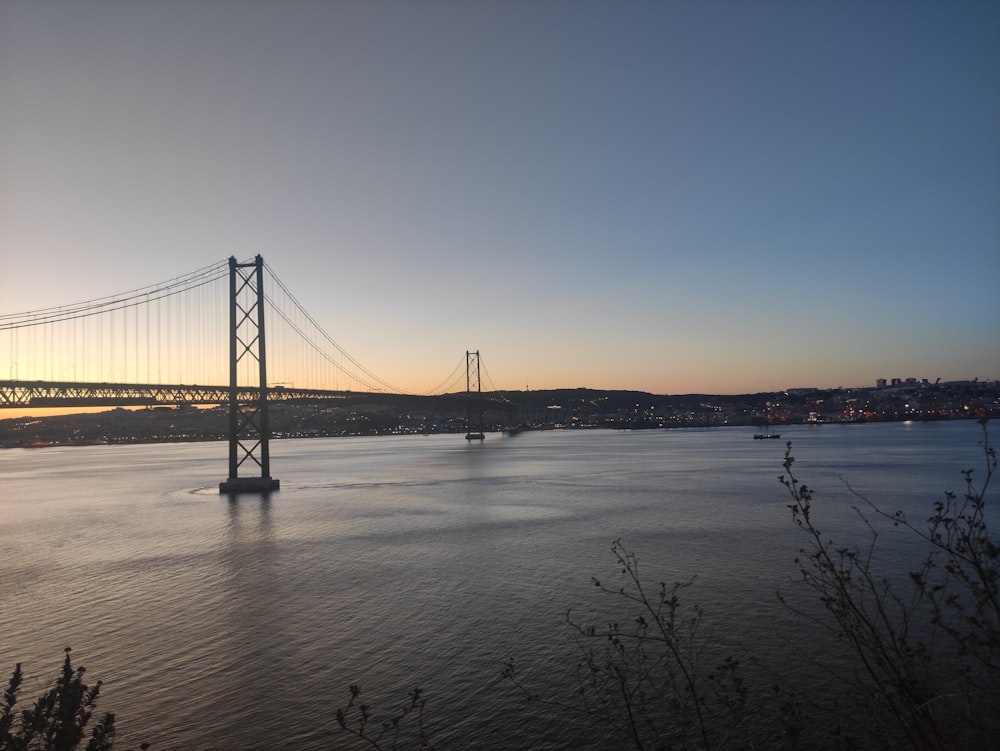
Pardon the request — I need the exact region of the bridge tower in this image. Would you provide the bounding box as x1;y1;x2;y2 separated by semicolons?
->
219;255;280;493
465;350;485;440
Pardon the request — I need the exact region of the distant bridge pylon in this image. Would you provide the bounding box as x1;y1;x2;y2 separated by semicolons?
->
465;349;485;440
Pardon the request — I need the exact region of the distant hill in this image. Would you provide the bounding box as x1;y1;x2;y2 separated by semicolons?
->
1;381;996;447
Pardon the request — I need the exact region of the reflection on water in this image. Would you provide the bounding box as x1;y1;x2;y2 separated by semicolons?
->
0;421;992;749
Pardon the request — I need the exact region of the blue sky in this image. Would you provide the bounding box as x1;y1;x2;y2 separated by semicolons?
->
1;0;998;395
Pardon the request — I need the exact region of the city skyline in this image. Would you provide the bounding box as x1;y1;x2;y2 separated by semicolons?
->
2;1;998;397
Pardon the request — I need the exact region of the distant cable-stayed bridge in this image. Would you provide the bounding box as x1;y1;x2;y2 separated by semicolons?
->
0;256;506;491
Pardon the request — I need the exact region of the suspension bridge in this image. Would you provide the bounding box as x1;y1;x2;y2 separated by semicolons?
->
0;257;506;492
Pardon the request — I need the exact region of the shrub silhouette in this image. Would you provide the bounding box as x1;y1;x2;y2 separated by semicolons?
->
0;647;147;751
777;418;998;749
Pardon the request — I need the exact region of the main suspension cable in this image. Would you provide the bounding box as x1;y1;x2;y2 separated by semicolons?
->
0;260;230;330
263;261;407;394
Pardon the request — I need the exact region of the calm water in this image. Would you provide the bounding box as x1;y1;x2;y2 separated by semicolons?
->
0;421;993;749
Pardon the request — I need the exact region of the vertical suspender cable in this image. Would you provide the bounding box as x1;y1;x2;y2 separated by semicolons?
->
121;302;126;382
168;289;172;384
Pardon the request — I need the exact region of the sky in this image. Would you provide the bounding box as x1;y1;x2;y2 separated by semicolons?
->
1;0;998;397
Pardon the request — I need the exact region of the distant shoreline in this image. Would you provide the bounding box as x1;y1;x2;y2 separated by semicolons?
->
2;411;993;450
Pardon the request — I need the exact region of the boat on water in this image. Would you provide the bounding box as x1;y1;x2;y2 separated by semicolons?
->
753;431;781;440
753;403;781;439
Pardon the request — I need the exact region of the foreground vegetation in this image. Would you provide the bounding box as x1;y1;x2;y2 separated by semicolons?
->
341;419;999;750
5;421;996;749
0;649;146;751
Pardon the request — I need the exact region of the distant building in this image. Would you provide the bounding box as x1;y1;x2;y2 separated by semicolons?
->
876;378;887;389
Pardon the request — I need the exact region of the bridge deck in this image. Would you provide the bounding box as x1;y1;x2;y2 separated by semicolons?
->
0;380;351;408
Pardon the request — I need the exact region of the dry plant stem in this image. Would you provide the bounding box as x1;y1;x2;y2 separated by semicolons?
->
594;541;712;750
335;684;434;751
506;538;746;751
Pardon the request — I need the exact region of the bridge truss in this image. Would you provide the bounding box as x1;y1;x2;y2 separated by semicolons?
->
0;380;350;409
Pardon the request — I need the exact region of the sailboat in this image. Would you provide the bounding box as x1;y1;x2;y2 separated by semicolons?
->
753;405;781;439
753;425;781;440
